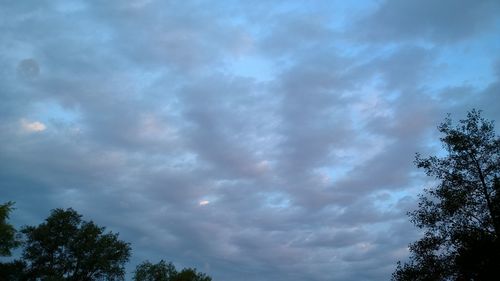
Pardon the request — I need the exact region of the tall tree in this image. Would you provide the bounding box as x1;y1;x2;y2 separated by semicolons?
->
393;110;500;280
21;208;131;281
0;201;20;256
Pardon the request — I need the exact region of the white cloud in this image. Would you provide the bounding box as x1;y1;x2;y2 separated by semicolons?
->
20;119;46;132
199;200;210;206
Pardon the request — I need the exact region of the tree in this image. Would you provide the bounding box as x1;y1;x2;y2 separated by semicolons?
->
133;260;177;281
0;201;20;256
392;110;500;280
0;201;26;281
21;208;131;281
173;268;212;281
0;260;27;281
133;260;212;281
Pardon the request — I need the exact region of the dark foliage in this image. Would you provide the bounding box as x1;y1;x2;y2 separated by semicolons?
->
21;208;131;281
0;260;27;281
133;260;177;281
0;201;20;256
0;205;212;281
0;202;25;281
393;110;500;280
173;268;212;281
134;260;212;281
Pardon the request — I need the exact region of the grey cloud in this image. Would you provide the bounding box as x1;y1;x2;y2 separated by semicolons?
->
300;228;368;248
259;14;337;57
463;61;500;122
368;46;437;91
86;1;249;73
435;60;500;125
354;0;500;43
179;74;279;181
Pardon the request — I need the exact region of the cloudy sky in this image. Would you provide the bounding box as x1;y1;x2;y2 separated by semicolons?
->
1;1;500;280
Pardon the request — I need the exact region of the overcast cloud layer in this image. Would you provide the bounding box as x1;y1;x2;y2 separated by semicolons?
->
1;1;500;280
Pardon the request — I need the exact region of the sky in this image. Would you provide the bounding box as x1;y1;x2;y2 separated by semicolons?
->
1;1;500;280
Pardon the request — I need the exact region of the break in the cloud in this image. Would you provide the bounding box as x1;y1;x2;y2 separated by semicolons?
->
1;1;499;281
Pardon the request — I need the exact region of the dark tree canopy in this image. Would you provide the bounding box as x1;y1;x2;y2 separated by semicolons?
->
0;202;25;281
393;110;500;280
0;201;20;256
21;208;131;281
0;259;27;281
133;260;177;281
0;205;211;281
173;268;212;281
133;260;212;281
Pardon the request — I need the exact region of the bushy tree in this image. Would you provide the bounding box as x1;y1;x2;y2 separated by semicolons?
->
0;201;26;281
21;208;131;281
0;201;20;256
134;260;212;281
133;260;177;281
173;268;212;281
393;110;500;280
0;260;27;281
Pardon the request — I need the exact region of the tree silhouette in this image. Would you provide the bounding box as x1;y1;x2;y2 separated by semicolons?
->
134;260;177;281
393;110;500;280
21;208;131;281
1;205;212;281
173;268;212;281
0;201;26;281
133;260;212;281
0;201;20;256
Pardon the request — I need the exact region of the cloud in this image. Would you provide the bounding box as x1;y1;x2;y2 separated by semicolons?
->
353;0;500;43
199;200;210;206
20;119;46;132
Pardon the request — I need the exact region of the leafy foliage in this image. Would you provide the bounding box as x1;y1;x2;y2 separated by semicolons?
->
21;208;131;281
173;268;212;281
0;202;26;281
134;260;212;281
0;201;20;256
134;260;177;281
0;204;212;280
0;259;27;281
393;110;500;280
